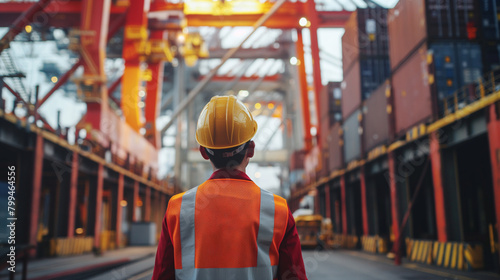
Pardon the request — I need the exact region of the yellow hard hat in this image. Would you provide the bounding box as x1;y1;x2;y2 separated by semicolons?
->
196;95;258;149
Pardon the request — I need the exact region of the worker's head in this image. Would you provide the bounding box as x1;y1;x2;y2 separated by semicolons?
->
195;95;258;170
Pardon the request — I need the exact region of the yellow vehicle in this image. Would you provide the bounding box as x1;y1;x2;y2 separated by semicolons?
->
295;215;326;249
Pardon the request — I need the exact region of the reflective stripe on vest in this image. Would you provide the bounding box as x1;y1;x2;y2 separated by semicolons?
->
175;185;278;280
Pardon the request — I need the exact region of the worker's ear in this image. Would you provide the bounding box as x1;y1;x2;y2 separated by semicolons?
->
199;146;210;160
247;141;255;158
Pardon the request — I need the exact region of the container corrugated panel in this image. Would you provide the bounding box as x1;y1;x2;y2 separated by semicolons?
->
430;42;459;99
388;0;427;69
392;44;434;136
363;81;390;152
329;122;344;172
453;0;480;40
479;0;500;40
328;82;343;125
481;41;500;72
341;60;362;119
342;7;390;73
343;11;360;74
360;57;391;100
455;42;482;85
343;109;362;163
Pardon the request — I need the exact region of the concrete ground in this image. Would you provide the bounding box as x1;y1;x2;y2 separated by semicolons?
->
121;249;500;280
2;247;500;279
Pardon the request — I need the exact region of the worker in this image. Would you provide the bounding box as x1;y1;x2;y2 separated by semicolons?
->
153;95;307;280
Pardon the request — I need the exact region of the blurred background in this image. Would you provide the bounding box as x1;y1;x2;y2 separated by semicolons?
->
0;0;500;279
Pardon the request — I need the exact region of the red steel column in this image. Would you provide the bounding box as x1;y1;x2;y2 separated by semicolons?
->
296;29;312;150
133;181;139;222
29;134;43;256
429;131;448;242
94;164;104;249
487;104;500;257
145;186;151;222
388;152;401;265
67;152;79;238
360;166;369;236
340;175;348;235
325;185;331;219
116;173;124;247
145;30;166;148
306;0;323;144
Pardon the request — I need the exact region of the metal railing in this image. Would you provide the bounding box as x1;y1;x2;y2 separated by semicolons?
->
439;69;500;118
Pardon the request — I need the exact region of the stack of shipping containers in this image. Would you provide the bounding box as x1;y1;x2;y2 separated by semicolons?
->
341;6;390;238
387;0;499;262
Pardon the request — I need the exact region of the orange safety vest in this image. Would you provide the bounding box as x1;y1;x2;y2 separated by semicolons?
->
166;178;289;280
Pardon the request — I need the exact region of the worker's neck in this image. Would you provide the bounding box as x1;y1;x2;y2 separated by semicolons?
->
213;165;246;174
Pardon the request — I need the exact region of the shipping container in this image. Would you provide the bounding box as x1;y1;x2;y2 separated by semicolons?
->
343;109;363;163
392;44;434;136
479;0;500;40
329;122;344;173
341;60;362;118
319;82;342;148
342;7;390;73
388;0;480;70
341;57;390;119
290;150;307;171
481;41;500;72
363;81;391;152
431;42;483;99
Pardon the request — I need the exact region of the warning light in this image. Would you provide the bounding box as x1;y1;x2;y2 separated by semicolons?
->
267;103;275;109
51;76;58;83
75;228;84;235
137;200;143;207
25;25;32;33
120;200;128;207
255;103;261;109
447;79;453;87
445;56;451;63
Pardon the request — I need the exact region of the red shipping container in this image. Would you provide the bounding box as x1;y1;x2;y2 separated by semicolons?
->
387;0;427;70
363;80;391;152
341;60;361;119
329;122;344;173
392;44;434;136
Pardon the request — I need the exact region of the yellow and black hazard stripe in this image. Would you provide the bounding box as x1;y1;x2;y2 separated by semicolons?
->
50;236;94;256
432;242;464;270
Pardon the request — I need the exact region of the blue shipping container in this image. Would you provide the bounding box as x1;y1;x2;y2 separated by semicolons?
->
360;57;391;100
430;42;483;99
480;0;500;40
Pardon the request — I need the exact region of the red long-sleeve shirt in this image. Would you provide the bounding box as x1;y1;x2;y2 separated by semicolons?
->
152;170;308;280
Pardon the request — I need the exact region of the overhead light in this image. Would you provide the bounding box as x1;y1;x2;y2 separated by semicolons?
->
139;90;146;97
137;200;143;207
138;101;145;108
75;228;84;235
267;103;275;109
255;103;262;109
299;17;308;27
120;200;128;207
25;25;32;33
238;90;249;97
310;127;317;136
290;56;298;65
140;128;146;135
51;76;58;83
